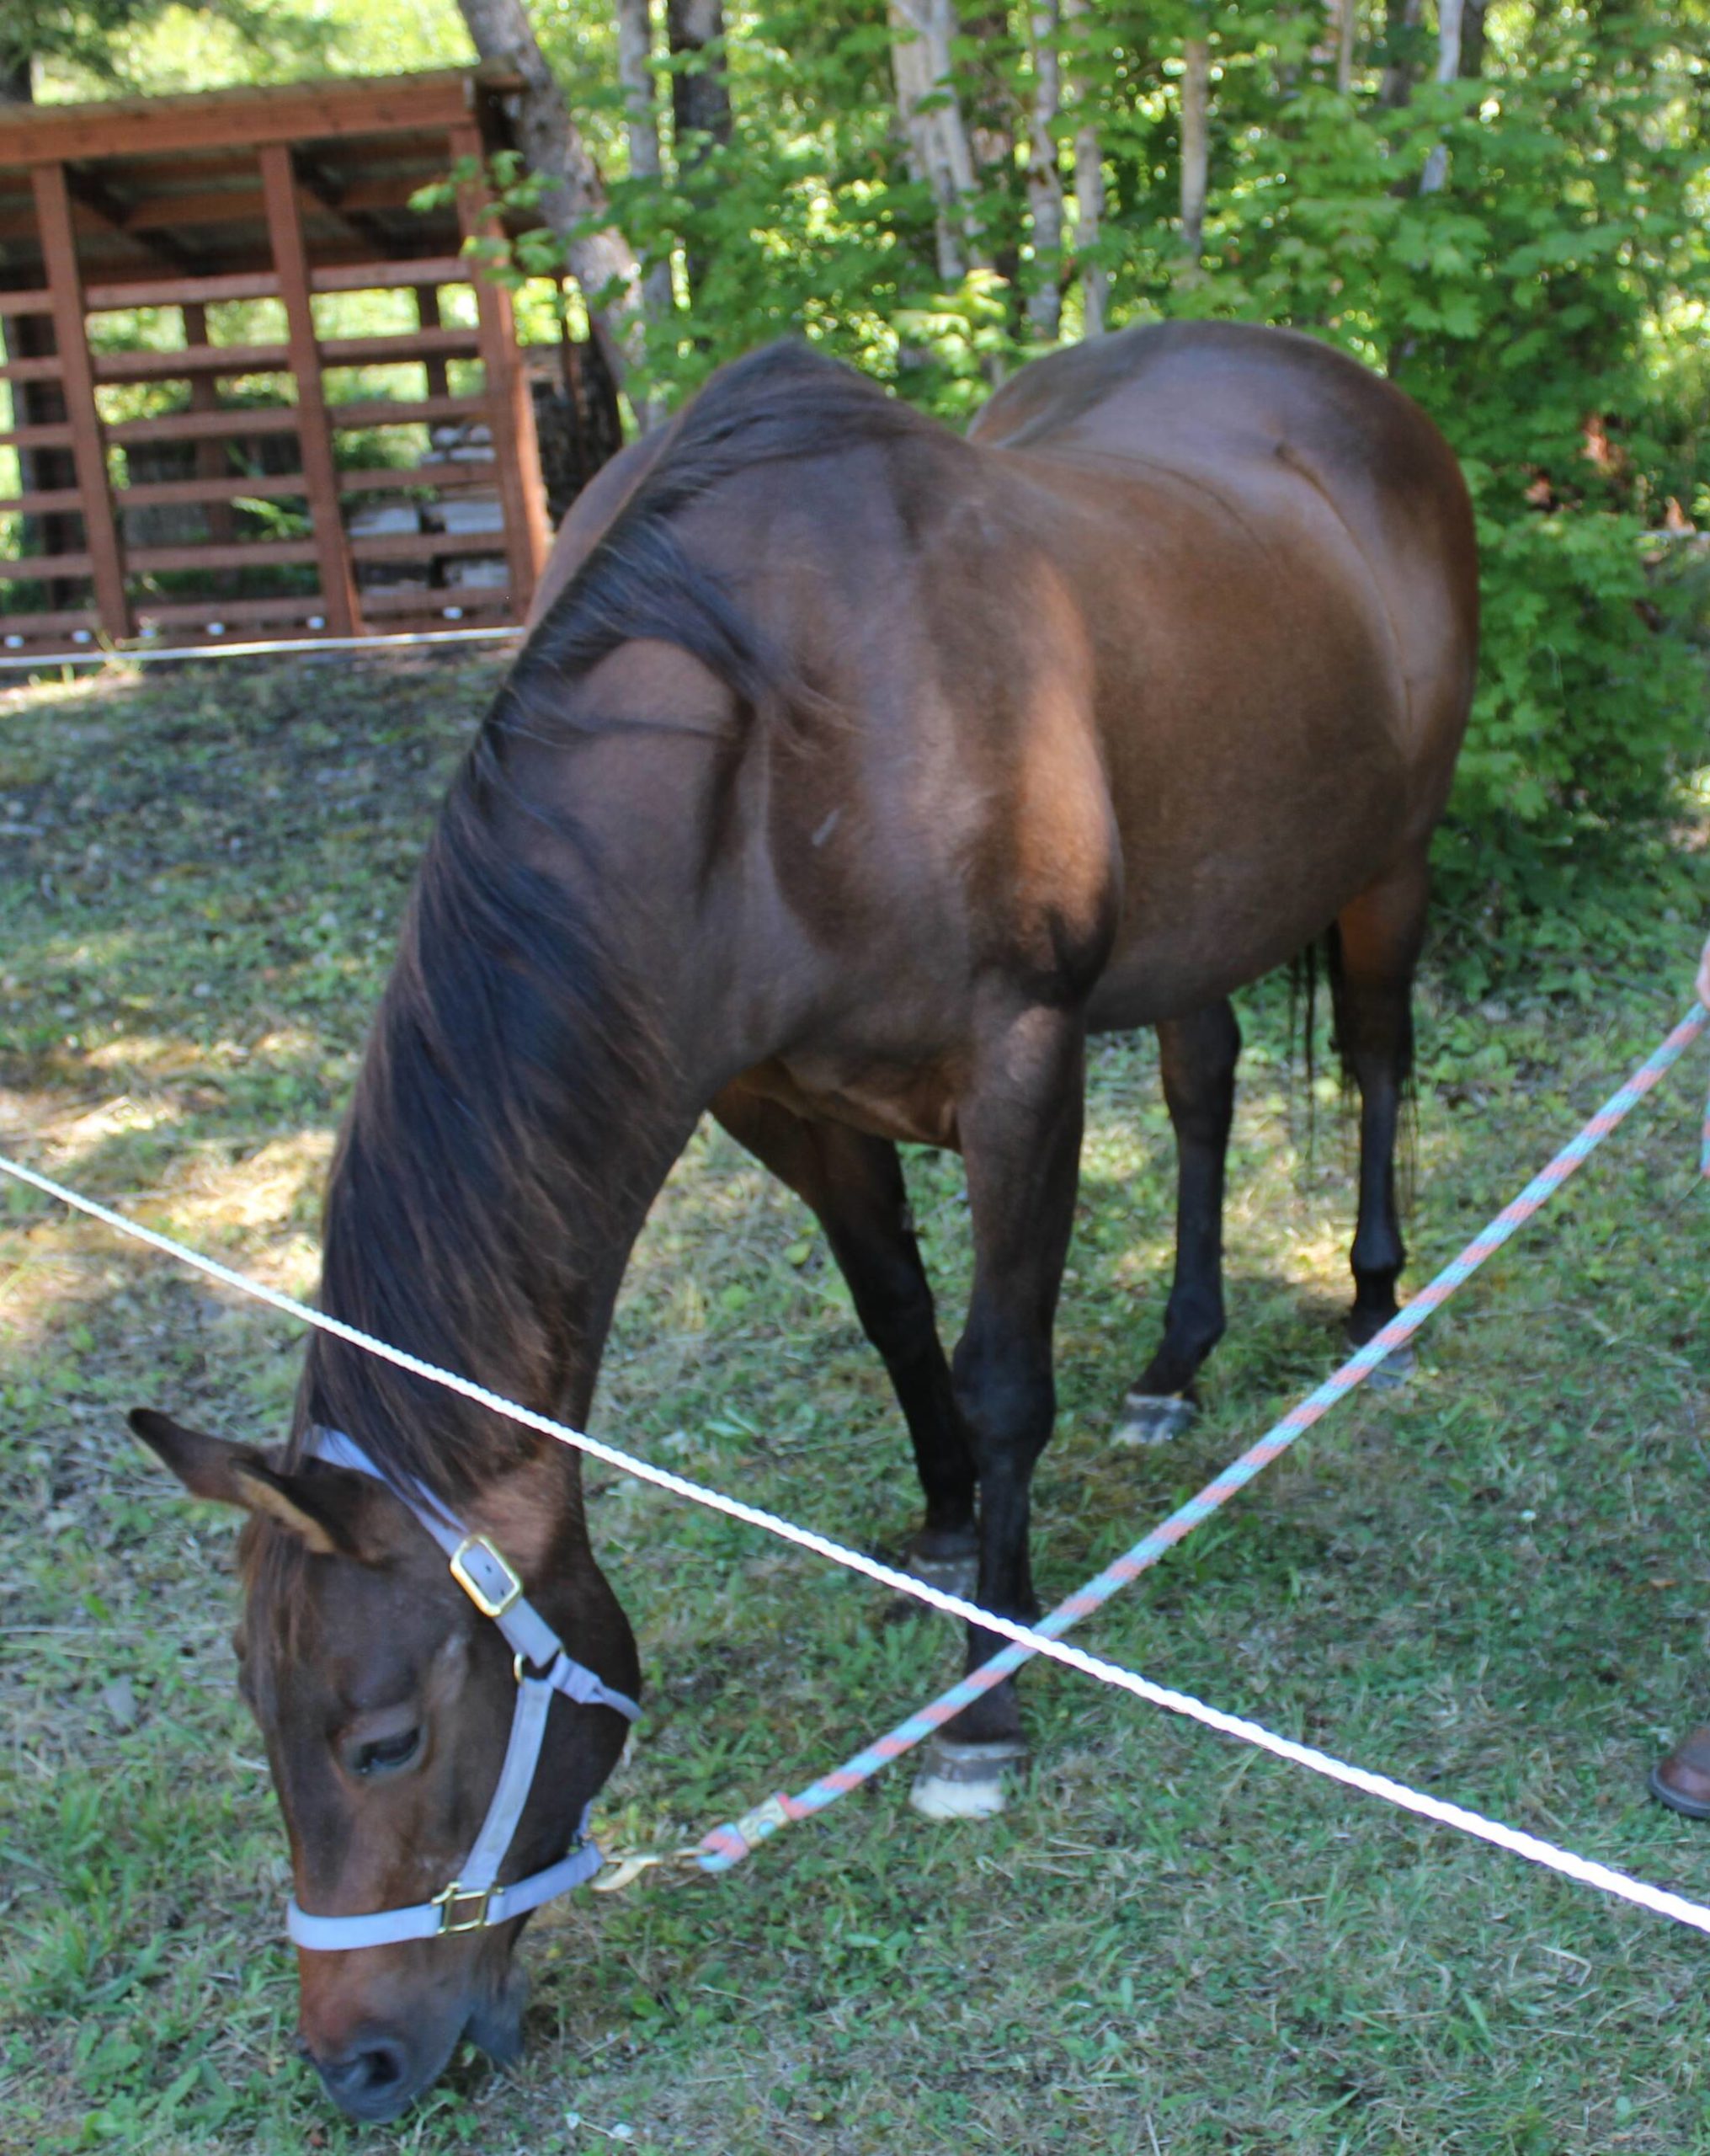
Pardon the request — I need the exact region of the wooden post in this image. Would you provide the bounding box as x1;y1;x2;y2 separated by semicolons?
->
450;121;549;615
414;286;452;400
181;302;237;558
258;142;359;635
29;162;131;641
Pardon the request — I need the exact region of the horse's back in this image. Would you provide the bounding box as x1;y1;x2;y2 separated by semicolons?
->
972;320;1462;537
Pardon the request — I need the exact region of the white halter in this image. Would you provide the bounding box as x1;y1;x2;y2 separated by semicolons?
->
283;1427;640;1952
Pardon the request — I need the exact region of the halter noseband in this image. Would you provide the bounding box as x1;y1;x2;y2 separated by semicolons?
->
283;1427;640;1953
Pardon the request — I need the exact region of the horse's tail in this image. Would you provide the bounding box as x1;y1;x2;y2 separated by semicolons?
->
1289;927;1416;1212
1287;936;1327;1165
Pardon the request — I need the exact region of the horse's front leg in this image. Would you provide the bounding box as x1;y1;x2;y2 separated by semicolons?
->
711;1086;978;1587
913;999;1085;1819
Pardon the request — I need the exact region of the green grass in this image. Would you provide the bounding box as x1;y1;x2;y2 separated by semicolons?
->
3;654;1709;2154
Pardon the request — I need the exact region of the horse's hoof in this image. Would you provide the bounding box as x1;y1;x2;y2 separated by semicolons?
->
902;1547;979;1603
1112;1392;1196;1447
908;1736;1026;1821
1354;1337;1416;1390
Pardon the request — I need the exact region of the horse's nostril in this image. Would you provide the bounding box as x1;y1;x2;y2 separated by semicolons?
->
318;2036;412;2111
360;2042;405;2090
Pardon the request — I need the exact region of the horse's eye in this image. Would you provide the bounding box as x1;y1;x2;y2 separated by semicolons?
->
347;1726;422;1778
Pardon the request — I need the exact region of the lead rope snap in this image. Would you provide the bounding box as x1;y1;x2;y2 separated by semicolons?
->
589;1850;704;1895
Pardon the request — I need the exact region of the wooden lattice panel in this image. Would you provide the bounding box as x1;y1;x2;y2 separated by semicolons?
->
0;71;549;654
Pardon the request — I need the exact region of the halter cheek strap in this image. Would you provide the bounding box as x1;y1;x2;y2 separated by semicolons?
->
283;1427;640;1953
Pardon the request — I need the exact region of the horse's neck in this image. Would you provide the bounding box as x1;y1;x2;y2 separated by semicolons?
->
308;752;727;1487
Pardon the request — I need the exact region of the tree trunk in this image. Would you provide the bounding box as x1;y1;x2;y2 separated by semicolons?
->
455;0;645;387
1459;0;1486;83
668;0;732;154
888;0;988;282
1180;35;1210;264
1025;0;1063;339
960;8;1024;336
1420;0;1465;193
1313;0;1356;89
615;0;674;326
1379;0;1425;108
1063;0;1106;337
667;0;732;305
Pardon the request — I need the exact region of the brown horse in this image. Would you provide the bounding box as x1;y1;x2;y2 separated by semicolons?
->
135;323;1476;2121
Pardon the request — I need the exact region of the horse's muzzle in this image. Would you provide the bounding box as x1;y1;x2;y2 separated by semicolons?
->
306;1967;528;2120
312;2025;428;2123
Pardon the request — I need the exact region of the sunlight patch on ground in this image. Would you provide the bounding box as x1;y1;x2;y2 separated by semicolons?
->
0;1081;329;1346
145;1133;331;1299
82;1032;236;1080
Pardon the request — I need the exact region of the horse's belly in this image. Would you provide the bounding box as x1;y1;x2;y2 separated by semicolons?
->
739;1053;965;1149
1086;711;1414;1030
1064;476;1425;1027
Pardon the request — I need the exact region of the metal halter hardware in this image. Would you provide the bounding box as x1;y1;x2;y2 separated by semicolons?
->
283;1427;640;1954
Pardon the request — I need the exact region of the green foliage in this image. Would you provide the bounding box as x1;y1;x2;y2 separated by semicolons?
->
3;0;333;92
1458;497;1703;830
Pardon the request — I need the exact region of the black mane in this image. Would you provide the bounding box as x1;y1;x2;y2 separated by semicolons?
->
296;342;926;1501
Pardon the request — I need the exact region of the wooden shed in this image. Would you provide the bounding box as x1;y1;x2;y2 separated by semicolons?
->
0;68;557;655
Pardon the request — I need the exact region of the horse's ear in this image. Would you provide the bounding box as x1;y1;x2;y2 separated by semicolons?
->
228;1460;347;1557
129;1409;351;1556
130;1407;264;1502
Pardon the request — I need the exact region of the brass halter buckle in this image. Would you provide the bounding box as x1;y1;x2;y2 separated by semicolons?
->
433;1881;493;1934
448;1534;523;1620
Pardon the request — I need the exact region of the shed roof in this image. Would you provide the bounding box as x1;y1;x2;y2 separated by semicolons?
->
0;68;525;291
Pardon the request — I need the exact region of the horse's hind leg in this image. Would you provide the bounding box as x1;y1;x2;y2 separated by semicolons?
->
711;1087;978;1587
1114;998;1241;1445
1330;855;1430;1378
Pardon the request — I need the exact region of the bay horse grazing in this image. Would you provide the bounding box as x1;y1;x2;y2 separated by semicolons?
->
134;323;1477;2120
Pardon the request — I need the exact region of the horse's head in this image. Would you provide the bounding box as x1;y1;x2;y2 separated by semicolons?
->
131;1408;638;2123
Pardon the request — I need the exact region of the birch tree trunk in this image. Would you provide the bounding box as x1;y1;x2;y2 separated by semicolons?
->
888;0;988;282
1313;0;1356;89
1025;0;1063;339
1063;0;1106;337
614;0;674;326
1180;34;1210;264
1420;0;1465;192
455;0;646;386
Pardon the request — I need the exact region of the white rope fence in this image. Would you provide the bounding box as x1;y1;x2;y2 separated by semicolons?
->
0;626;523;671
4;1146;1709;1937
